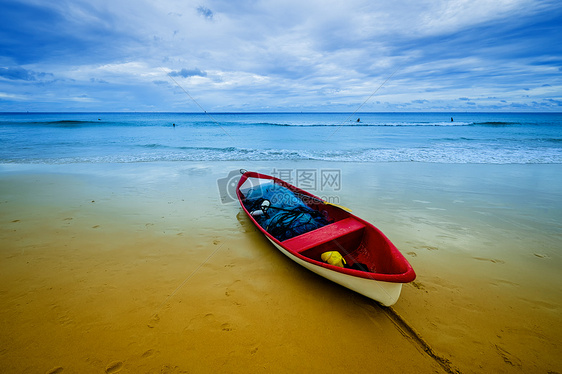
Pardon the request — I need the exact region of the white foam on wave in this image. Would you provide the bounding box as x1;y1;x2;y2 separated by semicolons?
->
6;145;560;164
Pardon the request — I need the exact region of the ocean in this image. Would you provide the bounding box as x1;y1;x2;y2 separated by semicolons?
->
0;112;561;164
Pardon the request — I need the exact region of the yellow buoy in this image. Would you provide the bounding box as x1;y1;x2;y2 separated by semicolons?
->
320;251;346;267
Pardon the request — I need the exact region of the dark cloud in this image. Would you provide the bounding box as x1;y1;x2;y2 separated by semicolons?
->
0;1;141;65
169;68;207;78
197;6;213;20
0;67;35;80
544;98;562;106
0;67;52;81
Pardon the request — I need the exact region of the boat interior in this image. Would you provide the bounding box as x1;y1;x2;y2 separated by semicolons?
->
240;176;408;275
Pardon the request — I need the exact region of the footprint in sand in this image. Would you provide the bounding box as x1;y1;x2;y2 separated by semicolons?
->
473;257;505;264
490;279;519;288
414;245;438;251
221;323;233;332
422;245;438;251
406;252;417;257
46;367;64;374
147;314;160;328
411;281;428;293
495;345;522;367
105;361;123;373
184;313;215;332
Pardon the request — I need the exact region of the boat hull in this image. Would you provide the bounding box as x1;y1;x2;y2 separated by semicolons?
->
236;170;415;306
268;238;403;306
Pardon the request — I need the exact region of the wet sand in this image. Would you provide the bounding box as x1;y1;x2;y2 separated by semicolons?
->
1;162;561;373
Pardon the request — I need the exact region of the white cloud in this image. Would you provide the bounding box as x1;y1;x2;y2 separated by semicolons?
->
0;92;28;100
0;0;560;111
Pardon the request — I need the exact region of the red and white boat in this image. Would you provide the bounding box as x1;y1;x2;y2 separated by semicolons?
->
236;170;416;306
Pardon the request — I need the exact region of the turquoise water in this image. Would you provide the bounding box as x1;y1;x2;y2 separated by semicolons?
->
0;112;561;164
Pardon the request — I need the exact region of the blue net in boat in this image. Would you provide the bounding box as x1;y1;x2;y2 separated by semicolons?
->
241;182;329;241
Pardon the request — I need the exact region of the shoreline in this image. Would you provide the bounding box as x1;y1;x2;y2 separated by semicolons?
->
1;161;561;373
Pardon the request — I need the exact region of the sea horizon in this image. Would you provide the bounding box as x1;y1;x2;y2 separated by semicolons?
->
2;111;561;165
2;110;562;114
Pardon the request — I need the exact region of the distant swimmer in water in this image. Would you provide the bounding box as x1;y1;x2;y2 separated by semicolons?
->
173;123;175;127
357;118;360;122
451;117;454;122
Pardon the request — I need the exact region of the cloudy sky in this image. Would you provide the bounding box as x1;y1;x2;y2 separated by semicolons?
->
1;0;561;112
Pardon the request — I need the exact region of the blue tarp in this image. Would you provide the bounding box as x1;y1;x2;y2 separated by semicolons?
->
242;182;329;241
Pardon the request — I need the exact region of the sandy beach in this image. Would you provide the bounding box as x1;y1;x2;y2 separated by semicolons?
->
1;161;561;373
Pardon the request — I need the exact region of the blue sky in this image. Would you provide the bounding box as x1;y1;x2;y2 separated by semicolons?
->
0;0;561;112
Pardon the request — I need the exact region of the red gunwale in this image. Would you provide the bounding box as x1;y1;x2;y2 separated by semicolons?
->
236;171;416;283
